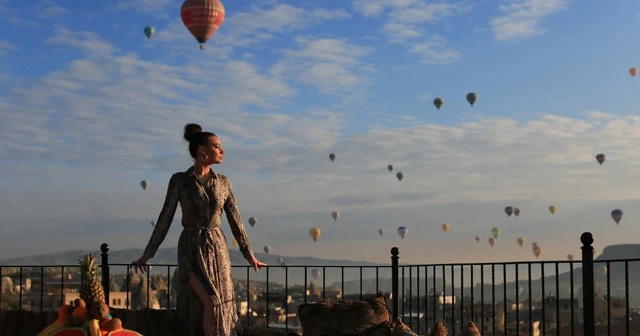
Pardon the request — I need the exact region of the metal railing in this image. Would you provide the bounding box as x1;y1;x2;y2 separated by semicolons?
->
0;231;637;335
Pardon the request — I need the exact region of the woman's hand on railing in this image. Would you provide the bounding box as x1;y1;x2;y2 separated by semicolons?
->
130;255;150;274
248;256;267;272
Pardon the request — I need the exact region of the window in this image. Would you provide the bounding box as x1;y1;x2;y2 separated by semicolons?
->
117;299;122;305
113;299;117;306
70;300;74;306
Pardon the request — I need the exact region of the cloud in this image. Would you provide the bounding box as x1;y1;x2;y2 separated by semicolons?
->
0;42;305;170
0;0;39;27
417;92;432;101
387;1;473;24
152;4;352;59
491;0;570;41
46;25;117;56
354;0;470;64
206;60;297;110
2;1;639;263
353;0;420;17
587;111;615;120
0;39;16;57
3;91;640;262
31;0;68;19
114;0;175;18
409;34;462;64
270;36;373;95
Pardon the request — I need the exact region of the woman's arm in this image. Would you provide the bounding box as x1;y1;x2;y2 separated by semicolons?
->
224;178;255;261
142;173;180;260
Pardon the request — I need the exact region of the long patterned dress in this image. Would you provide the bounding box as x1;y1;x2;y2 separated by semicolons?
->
142;166;255;336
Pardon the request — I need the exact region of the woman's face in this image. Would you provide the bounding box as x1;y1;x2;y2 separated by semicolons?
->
200;136;224;165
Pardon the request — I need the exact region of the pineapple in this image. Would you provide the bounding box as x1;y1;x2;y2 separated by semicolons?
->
78;253;105;309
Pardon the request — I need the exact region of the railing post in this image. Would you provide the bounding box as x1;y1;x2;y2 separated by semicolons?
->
100;243;110;305
581;232;595;336
391;247;399;321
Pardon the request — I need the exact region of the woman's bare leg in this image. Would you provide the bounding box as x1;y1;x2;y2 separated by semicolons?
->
189;272;214;336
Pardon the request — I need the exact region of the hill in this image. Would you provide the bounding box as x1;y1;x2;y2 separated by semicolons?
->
3;243;640;301
332;244;640;303
0;246;386;287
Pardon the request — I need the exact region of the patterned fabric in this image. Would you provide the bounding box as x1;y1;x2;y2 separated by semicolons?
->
143;166;254;336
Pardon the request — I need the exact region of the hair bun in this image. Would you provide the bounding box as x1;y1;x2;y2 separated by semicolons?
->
183;123;203;142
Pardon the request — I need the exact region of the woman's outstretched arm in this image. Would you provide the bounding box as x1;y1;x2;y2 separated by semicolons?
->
223;178;255;261
143;173;180;260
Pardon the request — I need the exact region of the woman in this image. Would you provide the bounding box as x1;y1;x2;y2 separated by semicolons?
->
131;123;267;336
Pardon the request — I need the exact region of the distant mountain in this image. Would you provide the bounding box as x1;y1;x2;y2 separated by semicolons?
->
2;244;640;301
597;244;640;261
339;244;640;305
0;246;386;287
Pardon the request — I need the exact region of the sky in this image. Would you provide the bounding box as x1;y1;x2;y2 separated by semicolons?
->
2;0;640;264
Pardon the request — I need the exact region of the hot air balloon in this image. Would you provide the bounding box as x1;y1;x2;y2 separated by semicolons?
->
433;98;444;110
533;245;542;258
488;237;496;247
441;223;449;232
396;172;403;181
517;237;525;247
150;221;155;227
277;257;284;264
475;235;481;243
549;205;556;215
567;254;574;261
140;180;149;190
513;208;521;217
280;261;287;270
611;209;623;225
331;211;340;221
397;226;408;239
504;206;513;217
232;240;239;248
143;26;155;39
532;242;538;248
311;269;321;280
248;217;257;228
378;228;385;236
263;245;271;254
181;0;225;50
466;92;478;106
387;164;393;172
329;153;336;162
630;67;637;77
596;153;605;165
491;227;500;239
309;228;321;242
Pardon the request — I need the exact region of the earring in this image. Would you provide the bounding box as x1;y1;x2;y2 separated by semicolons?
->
201;154;208;162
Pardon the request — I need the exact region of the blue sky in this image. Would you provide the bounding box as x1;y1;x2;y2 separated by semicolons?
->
2;0;640;264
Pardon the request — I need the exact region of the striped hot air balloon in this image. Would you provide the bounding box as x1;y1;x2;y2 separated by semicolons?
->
181;0;225;50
